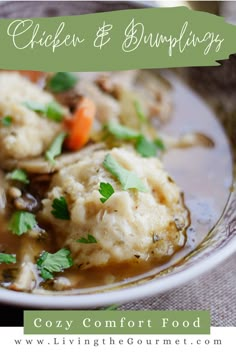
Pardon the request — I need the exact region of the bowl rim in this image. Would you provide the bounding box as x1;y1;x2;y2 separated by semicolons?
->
0;233;235;309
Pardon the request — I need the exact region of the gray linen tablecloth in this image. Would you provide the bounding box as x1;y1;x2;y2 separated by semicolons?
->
121;254;236;326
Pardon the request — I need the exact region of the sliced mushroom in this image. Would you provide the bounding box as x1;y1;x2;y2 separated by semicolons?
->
14;193;40;212
96;70;139;96
55;90;82;113
161;132;215;149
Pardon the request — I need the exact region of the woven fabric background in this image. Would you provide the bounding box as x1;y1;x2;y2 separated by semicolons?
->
121;253;236;326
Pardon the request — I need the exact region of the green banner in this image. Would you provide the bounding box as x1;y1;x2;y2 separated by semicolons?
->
0;7;235;71
24;310;210;335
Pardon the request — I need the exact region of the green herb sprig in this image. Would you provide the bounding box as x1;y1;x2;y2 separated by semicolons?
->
77;234;97;244
48;72;78;93
103;154;148;192
134;100;148;124
105;122;165;158
37;248;73;280
0;253;16;264
99;182;115;203
7;169;29;184
45;132;67;164
1;116;12;127
24;101;64;122
8;211;37;236
51;196;70;220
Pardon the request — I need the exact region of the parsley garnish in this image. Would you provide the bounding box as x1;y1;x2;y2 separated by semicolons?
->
48;72;78;93
45;101;64;122
8;211;37;236
135;136;157;157
77;234;97;244
106;122;140;140
37;248;73;280
105;122;165;158
0;253;16;264
103;154;148;192
154;138;166;151
1;116;12;127
24;101;64;122
8;169;29;184
51;196;70;220
45;132;67;164
134;100;148;124
24;101;45;114
99;182;115;203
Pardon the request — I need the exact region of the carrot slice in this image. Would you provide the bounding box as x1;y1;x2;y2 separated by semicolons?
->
19;71;45;83
65;97;96;150
1;70;45;83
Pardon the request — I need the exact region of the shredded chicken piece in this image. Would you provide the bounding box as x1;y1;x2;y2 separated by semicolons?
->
0;171;6;212
9;238;41;292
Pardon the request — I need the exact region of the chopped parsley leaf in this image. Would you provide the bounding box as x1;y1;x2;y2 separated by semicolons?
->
1;116;12;127
106;122;140;140
77;234;97;244
48;72;78;93
37;248;73;280
135;136;157;157
154;137;166;151
105;122;165;158
24;101;64;122
8;211;37;236
103;154;148;192
23;101;46;114
0;253;16;264
134;100;148;124
8;169;29;184
99;182;115;203
45;132;67;165
45;101;64;122
51;196;70;220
